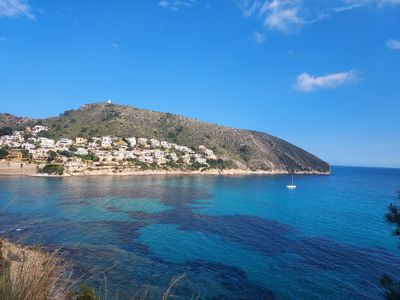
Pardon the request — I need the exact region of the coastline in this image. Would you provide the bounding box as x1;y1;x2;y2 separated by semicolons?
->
0;162;330;177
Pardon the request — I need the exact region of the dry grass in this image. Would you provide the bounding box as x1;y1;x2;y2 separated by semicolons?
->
0;239;191;300
0;239;67;300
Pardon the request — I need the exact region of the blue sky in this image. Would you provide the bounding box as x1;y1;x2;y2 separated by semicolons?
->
0;0;399;168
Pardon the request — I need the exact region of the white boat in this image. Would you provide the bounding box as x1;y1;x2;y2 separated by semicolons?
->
286;174;296;189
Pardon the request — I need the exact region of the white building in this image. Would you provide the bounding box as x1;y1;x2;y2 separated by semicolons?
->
182;154;191;164
150;139;160;148
88;142;98;150
56;138;73;147
32;125;49;134
126;137;137;147
22;143;36;151
75;148;89;155
38;137;55;148
12;131;24;137
94;150;111;157
160;141;172;149
31;148;49;161
175;145;194;154
153;150;164;160
101;136;113;148
75;137;88;145
139;155;154;163
138;138;148;146
199;145;214;157
193;154;208;165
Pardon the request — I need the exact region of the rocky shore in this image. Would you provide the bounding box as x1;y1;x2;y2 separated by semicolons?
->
0;162;330;177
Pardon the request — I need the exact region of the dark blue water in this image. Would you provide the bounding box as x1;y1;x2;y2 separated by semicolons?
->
1;166;400;299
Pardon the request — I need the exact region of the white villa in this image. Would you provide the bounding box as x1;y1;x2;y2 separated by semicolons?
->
138;138;148;146
101;136;112;148
38;137;55;148
150;139;160;148
126;137;137;147
56;138;73;147
75;148;89;155
30;125;49;134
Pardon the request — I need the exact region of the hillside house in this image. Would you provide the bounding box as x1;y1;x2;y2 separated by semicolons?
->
101;136;112;148
22;143;36;151
75;137;88;145
31;125;49;134
32;148;49;161
138;138;148;146
150;139;160;148
56;138;73;147
7;151;23;161
161;141;172;149
75;148;88;155
38;137;55;148
153;150;164;160
126;137;137;147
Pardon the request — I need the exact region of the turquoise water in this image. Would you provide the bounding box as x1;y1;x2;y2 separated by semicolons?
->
0;166;400;299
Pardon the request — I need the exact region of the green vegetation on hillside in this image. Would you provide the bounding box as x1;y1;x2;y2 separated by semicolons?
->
0;103;330;172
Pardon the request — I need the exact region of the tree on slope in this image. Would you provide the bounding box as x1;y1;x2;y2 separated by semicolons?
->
382;191;400;299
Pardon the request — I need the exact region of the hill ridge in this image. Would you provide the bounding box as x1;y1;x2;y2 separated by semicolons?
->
0;102;330;173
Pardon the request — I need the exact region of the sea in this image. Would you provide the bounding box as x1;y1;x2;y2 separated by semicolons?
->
1;166;400;299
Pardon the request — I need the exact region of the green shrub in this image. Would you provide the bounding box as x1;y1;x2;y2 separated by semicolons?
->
0;127;12;137
207;158;236;170
80;154;99;162
42;164;64;175
0;148;8;159
47;150;58;162
190;162;208;170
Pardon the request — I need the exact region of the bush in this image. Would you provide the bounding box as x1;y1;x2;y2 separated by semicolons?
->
190;162;208;170
0;127;13;137
80;154;99;162
0;148;9;159
0;240;64;300
47;150;58;162
207;158;236;170
42;164;64;175
37;131;52;138
58;150;73;157
23;132;33;140
239;145;251;163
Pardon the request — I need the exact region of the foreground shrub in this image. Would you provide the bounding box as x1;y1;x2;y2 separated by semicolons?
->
0;239;65;300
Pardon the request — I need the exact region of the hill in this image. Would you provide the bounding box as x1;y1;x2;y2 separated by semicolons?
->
0;102;330;173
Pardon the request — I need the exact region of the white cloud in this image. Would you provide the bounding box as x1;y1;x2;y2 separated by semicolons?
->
252;31;266;44
158;0;197;11
241;0;303;32
379;0;400;5
238;0;400;33
386;39;400;50
158;0;169;8
294;70;357;92
0;0;34;18
264;6;302;32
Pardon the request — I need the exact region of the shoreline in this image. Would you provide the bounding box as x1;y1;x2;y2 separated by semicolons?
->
0;166;330;178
